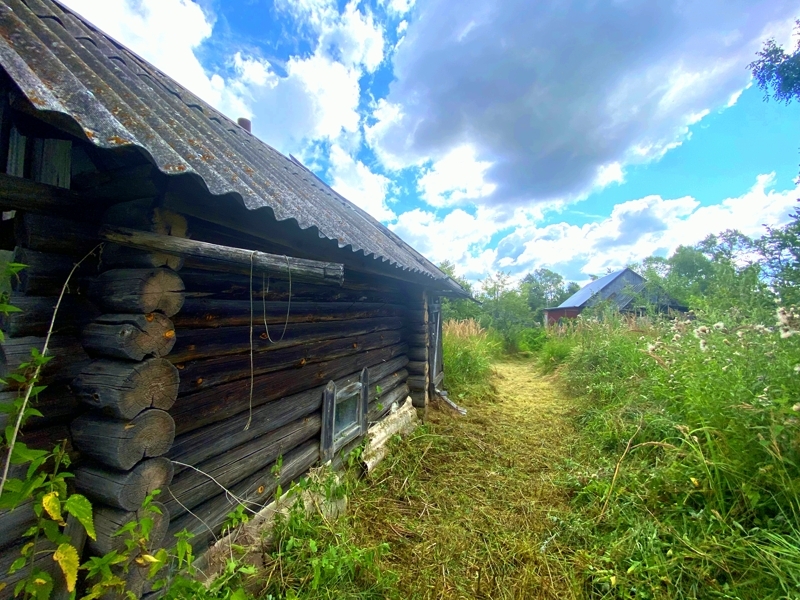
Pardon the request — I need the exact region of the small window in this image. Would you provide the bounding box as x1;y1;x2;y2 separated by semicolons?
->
321;368;369;462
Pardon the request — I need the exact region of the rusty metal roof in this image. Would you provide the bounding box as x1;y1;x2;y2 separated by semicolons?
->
0;0;467;295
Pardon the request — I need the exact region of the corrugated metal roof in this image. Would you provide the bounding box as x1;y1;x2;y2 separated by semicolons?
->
0;0;466;294
556;269;627;308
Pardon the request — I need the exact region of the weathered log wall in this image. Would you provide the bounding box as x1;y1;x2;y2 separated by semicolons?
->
0;126;432;597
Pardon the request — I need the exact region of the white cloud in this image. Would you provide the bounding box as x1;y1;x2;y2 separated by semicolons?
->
369;0;800;206
328;145;396;222
379;0;416;16
417;145;497;207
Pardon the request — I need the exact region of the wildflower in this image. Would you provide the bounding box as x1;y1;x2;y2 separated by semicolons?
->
699;339;708;352
647;343;656;352
713;322;725;330
672;333;681;342
736;330;745;339
693;326;709;338
794;365;800;373
793;403;800;412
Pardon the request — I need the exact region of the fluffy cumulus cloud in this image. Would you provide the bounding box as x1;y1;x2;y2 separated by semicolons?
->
506;173;800;280
369;0;799;205
327;145;396;221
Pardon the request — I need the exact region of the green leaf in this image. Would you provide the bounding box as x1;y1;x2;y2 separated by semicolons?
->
65;494;96;540
0;304;22;313
42;491;64;525
24;568;53;600
53;543;80;592
10;442;48;465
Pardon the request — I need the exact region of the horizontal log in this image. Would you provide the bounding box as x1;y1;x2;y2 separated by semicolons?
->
171;343;408;435
82;313;176;361
99;225;344;286
74;457;174;511
407;346;428;361
170;316;403;363
407;360;429;375
72;358;179;419
169;355;407;470
165;414;320;519
173;298;405;329
0;386;80;430
90;268;185;317
178;269;400;304
176;330;403;394
89;501;169;556
363;397;418;473
71;409;175;470
0;172;90;214
371;368;408;401
166;439;319;552
368;384;410;423
11;247;90;296
101;244;182;271
0;294;100;337
19;423;72;453
14;212;97;254
1;335;90;386
0;500;35;551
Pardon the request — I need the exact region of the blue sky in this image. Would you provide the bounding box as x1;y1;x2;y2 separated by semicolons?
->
63;0;800;284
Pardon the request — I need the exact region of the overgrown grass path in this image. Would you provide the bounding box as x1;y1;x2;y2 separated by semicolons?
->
350;361;578;599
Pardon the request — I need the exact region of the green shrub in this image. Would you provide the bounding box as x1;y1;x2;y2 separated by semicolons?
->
548;307;800;599
537;337;576;373
441;319;500;402
516;327;547;353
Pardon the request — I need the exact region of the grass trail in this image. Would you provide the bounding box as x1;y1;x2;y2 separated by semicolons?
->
350;360;578;599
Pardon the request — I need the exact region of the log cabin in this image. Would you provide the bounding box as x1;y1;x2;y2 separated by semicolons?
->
0;0;468;594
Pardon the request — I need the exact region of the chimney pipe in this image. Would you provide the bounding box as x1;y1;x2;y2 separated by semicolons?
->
237;117;251;133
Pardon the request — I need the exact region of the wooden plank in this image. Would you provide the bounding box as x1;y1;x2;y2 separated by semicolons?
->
74;457;174;511
320;382;335;463
72;358;179;419
0;500;35;551
169;316;403;363
90;268;185;317
170;343;408;435
0;294;100;337
173;298;405;329
99;225;345;286
71;409;175;470
10;246;90;296
164;414;320;518
6;127;26;177
407;360;428;375
175;329;403;394
82;313;176;361
31;138;71;189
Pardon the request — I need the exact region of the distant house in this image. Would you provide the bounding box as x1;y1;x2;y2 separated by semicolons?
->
543;268;684;326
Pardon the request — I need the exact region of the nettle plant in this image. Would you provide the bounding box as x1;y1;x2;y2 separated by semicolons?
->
0;260;97;598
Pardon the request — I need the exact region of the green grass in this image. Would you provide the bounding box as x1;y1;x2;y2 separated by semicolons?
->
441;319;502;402
544;308;800;599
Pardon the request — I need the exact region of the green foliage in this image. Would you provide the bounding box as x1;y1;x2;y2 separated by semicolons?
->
749;20;800;104
524;268;580;321
537;336;576;373
441;319;500;402
549;306;800;598
261;471;399;599
516;327;547;353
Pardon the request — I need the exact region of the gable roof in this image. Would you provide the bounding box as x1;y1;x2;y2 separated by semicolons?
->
555;268;633;308
0;0;467;296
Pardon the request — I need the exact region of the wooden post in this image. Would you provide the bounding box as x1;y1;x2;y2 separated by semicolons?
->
321;381;336;463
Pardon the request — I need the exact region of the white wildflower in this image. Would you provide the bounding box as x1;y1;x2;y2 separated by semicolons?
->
793;403;800;412
794;364;800;373
672;334;681;342
713;322;725;330
699;339;708;352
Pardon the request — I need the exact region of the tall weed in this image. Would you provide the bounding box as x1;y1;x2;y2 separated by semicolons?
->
549;307;800;599
442;319;501;402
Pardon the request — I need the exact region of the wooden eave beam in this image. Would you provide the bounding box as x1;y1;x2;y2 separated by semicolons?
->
98;225;344;285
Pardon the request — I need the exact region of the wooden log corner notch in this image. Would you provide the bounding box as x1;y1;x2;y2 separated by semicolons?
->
98;225;345;286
